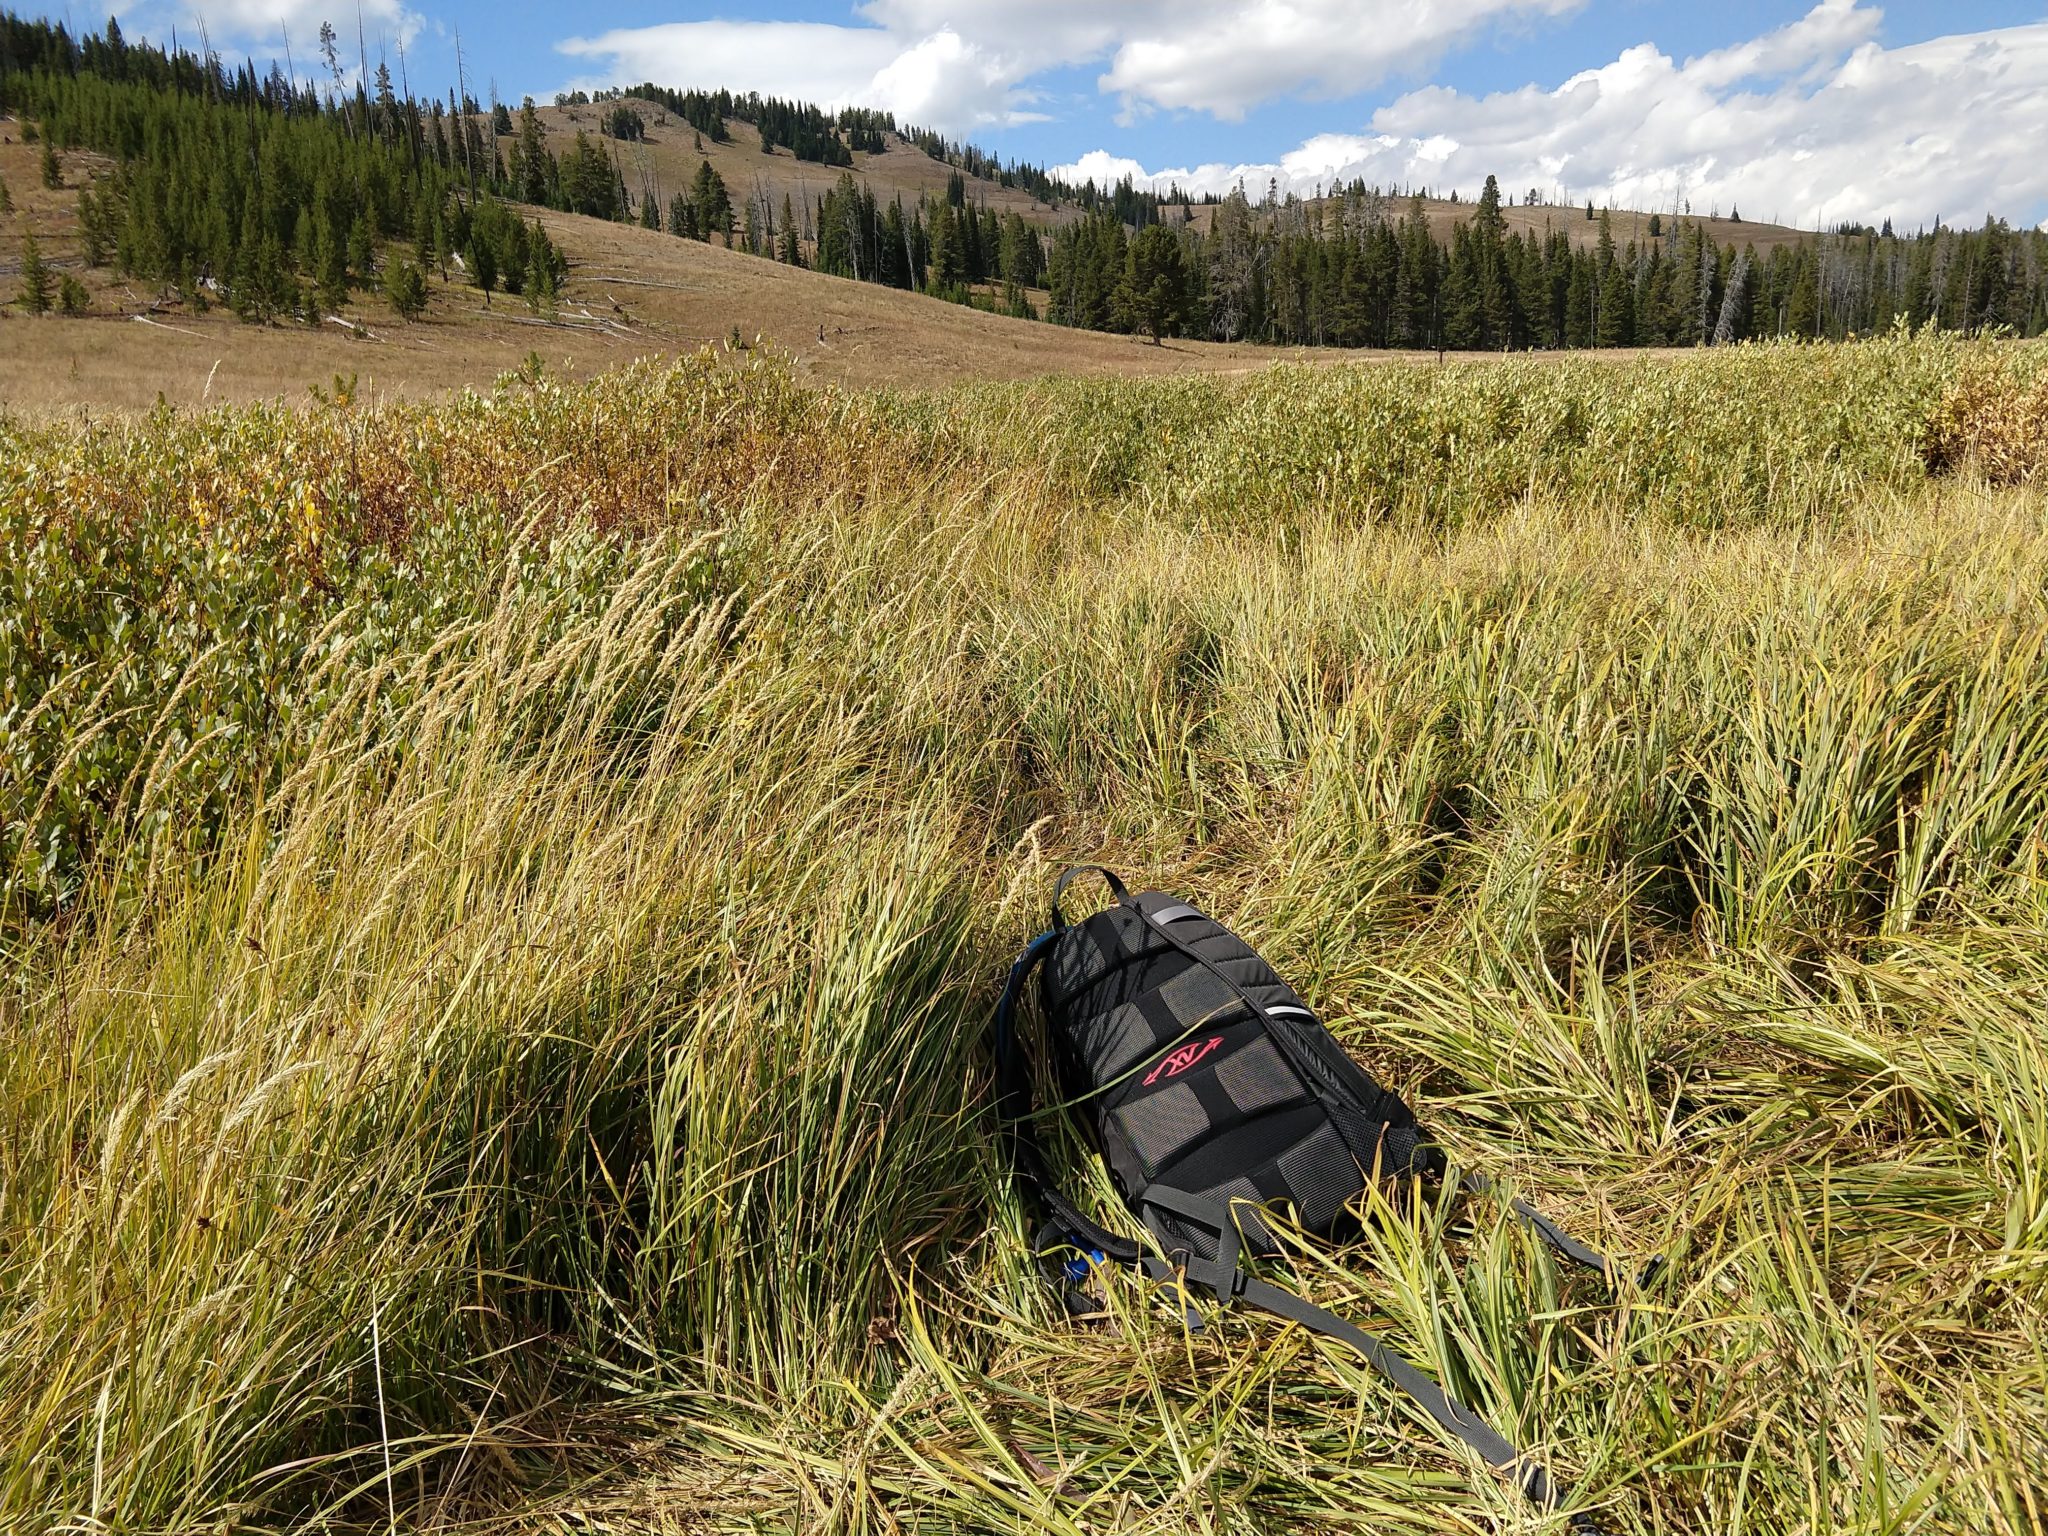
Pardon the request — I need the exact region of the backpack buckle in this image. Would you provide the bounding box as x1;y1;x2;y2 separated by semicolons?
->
1138;1185;1249;1300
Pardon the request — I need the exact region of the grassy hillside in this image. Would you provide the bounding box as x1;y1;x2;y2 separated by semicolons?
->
4;334;2048;1534
0;135;1342;414
0;87;1817;416
538;94;1816;259
529;100;1066;227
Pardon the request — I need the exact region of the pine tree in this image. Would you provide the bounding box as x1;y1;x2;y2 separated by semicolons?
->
231;198;285;321
384;258;428;319
1695;230;1719;346
17;229;51;314
1785;246;1821;338
999;211;1043;288
1563;252;1592;347
471;235;498;301
1470;174;1513;348
690;159;731;242
39;139;60;190
76;187;106;266
1441;225;1481;349
347;211;375;284
0;175;12;215
779;193;801;265
927;202;964;292
1393;194;1436;347
313;209;348;314
1122;223;1188;342
516;101;551;205
525;239;556;310
1596;260;1634;346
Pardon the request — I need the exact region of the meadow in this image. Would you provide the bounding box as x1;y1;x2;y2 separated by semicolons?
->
3;330;2047;1535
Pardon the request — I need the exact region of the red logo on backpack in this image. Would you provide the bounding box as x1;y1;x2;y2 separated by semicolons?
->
1143;1036;1223;1086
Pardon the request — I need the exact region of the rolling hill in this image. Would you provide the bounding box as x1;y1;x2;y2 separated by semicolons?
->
0;131;1348;415
519;94;1815;259
527;99;1068;230
5;37;2016;418
0;118;1814;417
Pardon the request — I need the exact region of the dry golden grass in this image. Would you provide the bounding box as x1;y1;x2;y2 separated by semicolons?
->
1926;357;2048;482
7;337;2048;1534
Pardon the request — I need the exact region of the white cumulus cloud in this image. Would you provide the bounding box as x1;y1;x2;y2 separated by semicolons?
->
1052;4;2048;228
114;0;422;65
1095;0;1581;121
557;21;903;109
555;18;1044;130
556;0;1586;134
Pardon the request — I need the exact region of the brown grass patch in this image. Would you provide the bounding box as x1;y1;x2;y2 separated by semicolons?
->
1925;360;2048;484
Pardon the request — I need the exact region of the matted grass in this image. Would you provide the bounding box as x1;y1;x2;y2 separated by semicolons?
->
2;333;2046;1534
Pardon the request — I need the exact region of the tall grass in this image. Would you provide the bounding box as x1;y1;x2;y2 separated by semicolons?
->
3;333;2047;1533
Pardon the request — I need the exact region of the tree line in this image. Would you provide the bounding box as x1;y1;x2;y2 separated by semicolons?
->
1042;177;2048;347
804;171;1041;304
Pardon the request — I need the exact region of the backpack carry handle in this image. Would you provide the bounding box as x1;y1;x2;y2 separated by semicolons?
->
1050;864;1131;928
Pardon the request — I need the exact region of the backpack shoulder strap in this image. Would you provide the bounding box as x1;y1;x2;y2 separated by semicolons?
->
1460;1170;1667;1288
1235;1275;1613;1526
1133;1187;1611;1533
990;926;1144;1270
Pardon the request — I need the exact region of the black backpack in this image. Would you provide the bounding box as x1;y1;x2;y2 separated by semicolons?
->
993;866;1645;1525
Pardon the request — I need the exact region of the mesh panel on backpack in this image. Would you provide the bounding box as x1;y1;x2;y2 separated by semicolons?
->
1215;1038;1303;1116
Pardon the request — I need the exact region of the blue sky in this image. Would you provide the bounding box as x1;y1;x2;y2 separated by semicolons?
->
60;0;2048;226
